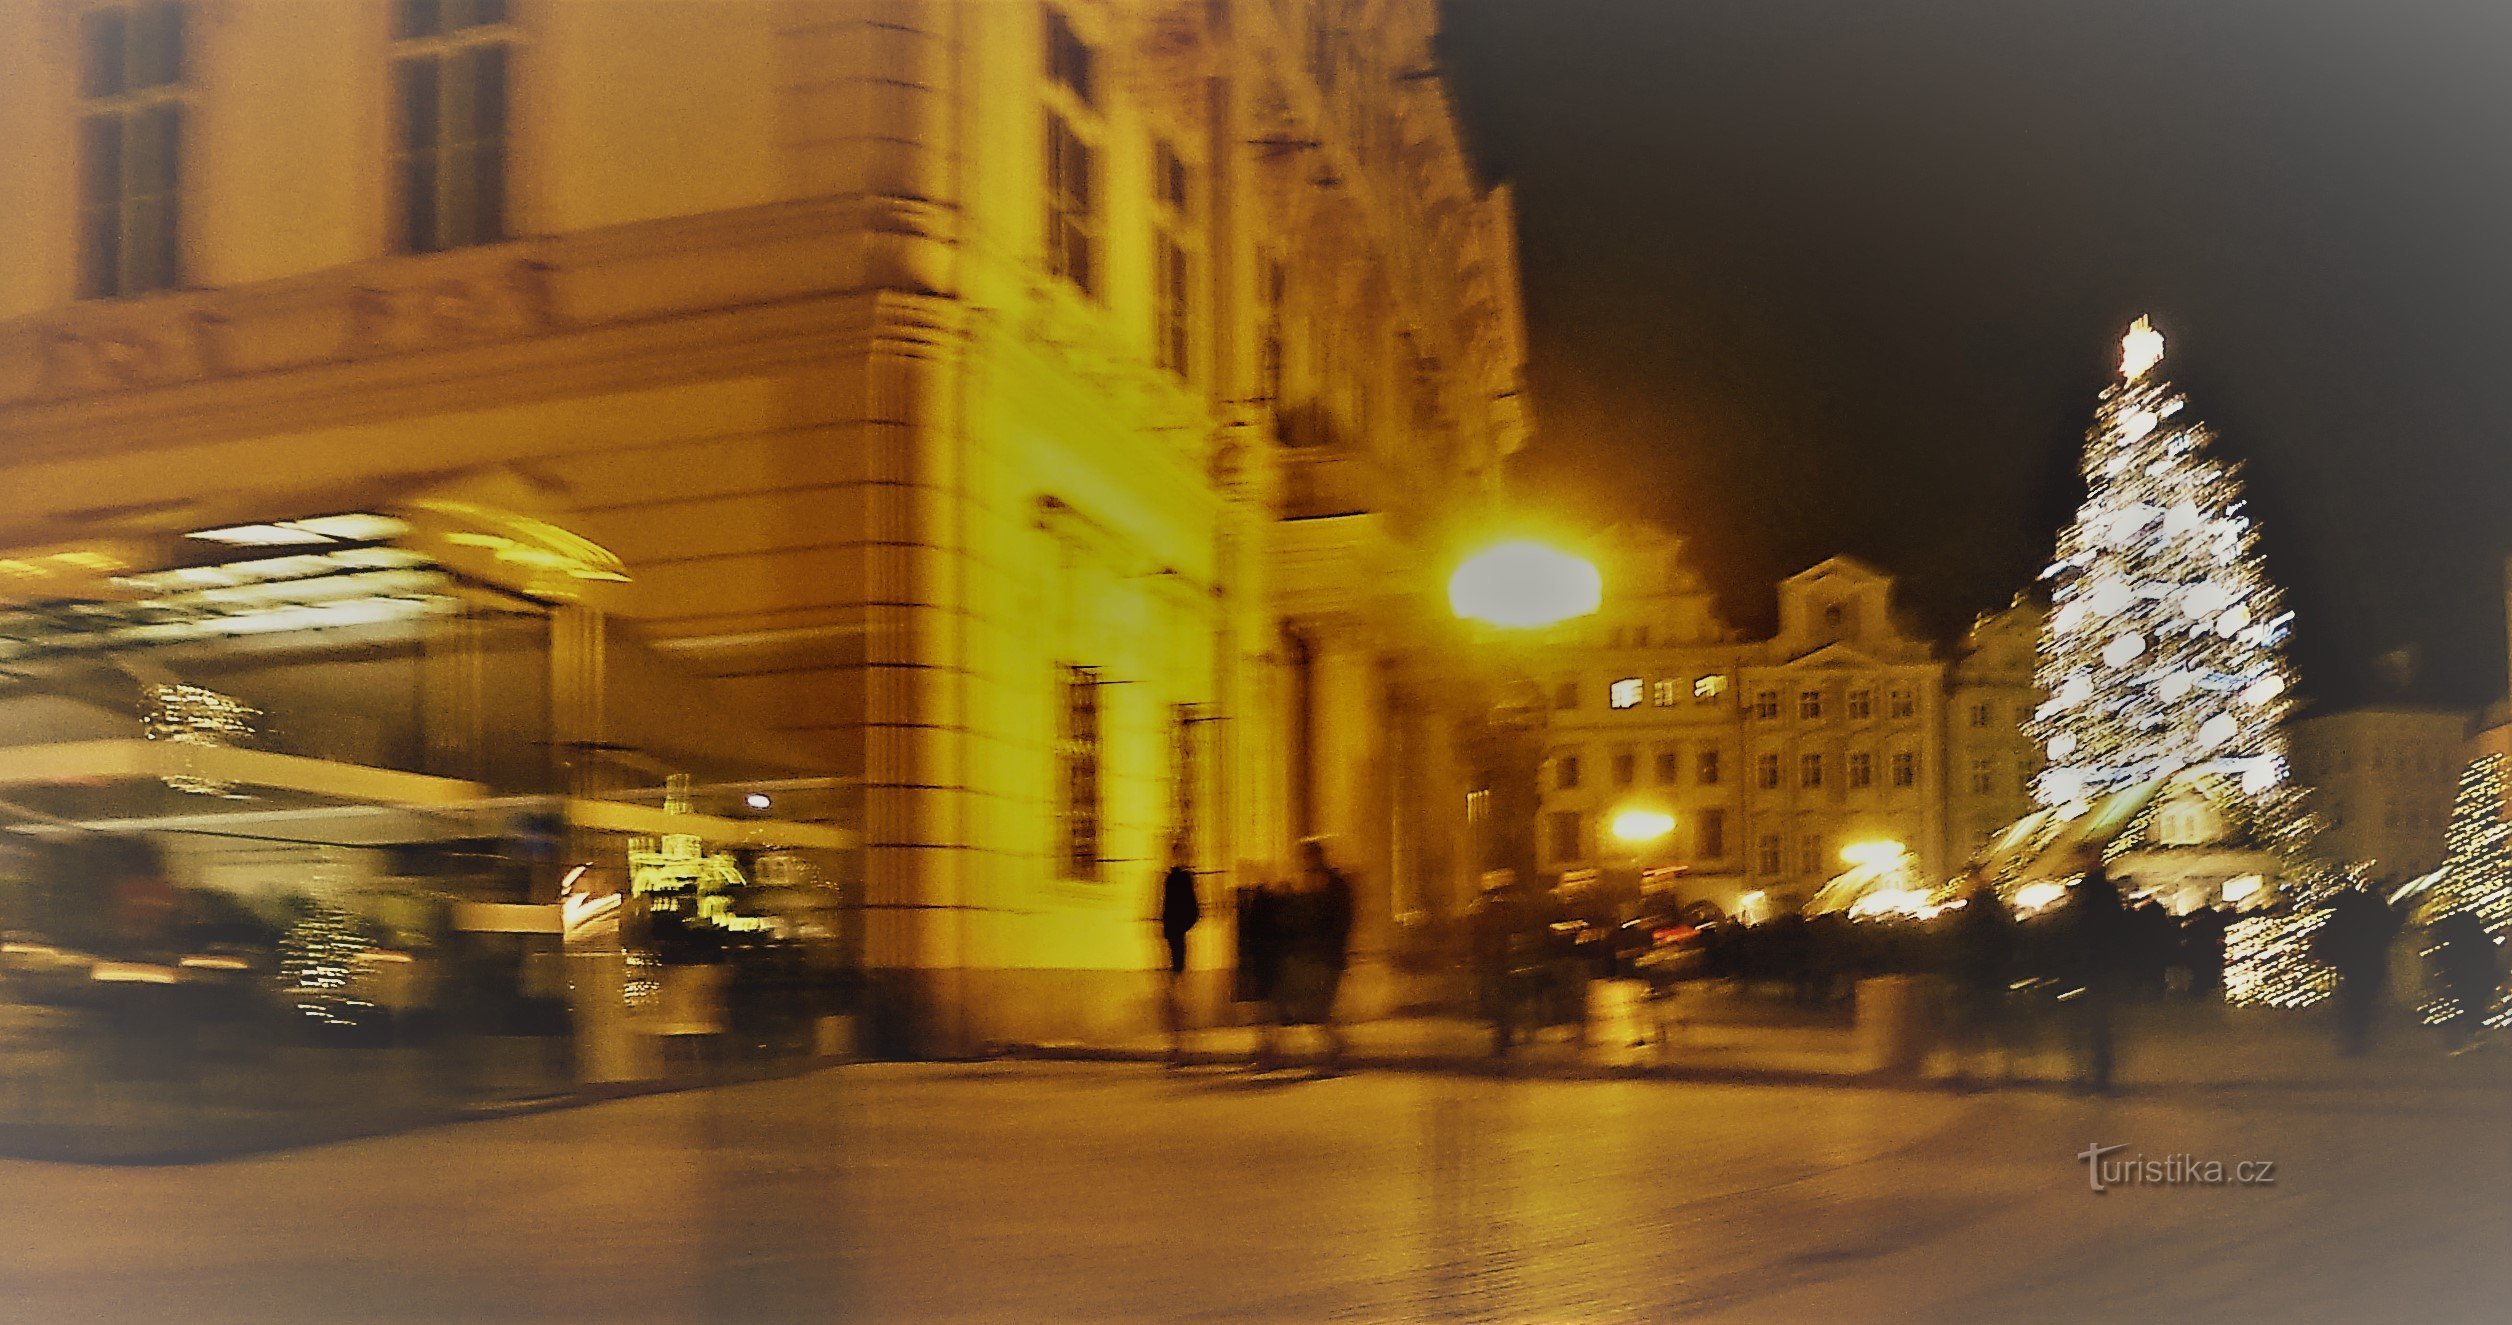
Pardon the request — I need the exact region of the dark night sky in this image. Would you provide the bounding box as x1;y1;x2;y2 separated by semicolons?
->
1435;0;2512;712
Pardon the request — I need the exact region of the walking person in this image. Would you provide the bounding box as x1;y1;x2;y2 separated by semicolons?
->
2062;857;2127;1094
1154;838;1200;1066
2426;907;2501;1054
2182;904;2231;999
1290;838;1355;1070
1945;872;2015;1086
2317;885;2398;1058
1236;880;1288;1069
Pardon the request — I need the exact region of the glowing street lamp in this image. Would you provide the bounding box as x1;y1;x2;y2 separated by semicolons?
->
1448;540;1602;629
1838;839;1908;869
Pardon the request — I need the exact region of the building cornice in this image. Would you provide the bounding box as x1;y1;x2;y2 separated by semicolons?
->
0;193;948;456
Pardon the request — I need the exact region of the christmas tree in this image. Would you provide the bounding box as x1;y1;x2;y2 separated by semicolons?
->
2028;318;2298;813
2435;753;2512;931
2422;753;2511;1028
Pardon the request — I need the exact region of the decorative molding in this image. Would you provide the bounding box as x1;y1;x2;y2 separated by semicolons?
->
339;254;561;360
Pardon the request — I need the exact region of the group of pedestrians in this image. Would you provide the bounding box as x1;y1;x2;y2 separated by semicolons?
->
1943;860;2512;1092
1155;837;1354;1070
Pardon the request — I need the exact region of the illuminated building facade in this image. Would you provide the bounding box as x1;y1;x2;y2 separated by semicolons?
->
2287;707;2471;880
1947;599;2047;862
1534;528;1983;914
0;0;1528;1049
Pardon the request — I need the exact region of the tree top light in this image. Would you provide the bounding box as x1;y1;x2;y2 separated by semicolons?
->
1448;540;1602;629
2121;315;2164;382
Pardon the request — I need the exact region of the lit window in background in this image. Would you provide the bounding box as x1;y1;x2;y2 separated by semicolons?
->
1609;677;1642;709
1694;673;1729;702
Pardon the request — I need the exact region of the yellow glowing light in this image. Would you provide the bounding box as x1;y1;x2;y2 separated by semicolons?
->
1611;808;1676;845
1839;840;1906;868
2015;881;2068;913
2121;315;2165;381
1448;541;1603;629
2222;874;2263;905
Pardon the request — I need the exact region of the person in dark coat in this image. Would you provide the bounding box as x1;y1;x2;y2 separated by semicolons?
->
2317;885;2398;1057
2426;908;2501;1052
1946;873;2015;1084
2062;859;2128;1094
1280;837;1354;1069
1155;838;1200;1065
1236;881;1287;1068
1469;871;1547;1055
2182;904;2232;998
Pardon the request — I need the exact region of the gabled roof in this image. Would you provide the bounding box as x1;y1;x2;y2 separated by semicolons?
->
1774;640;1888;669
1784;555;1893;585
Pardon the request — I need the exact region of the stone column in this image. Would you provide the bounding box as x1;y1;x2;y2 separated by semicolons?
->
857;293;974;1056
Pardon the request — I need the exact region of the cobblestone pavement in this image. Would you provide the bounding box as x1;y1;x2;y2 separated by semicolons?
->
2;1061;2506;1323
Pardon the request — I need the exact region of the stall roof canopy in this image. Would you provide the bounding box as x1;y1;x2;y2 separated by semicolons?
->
0;466;833;781
0;739;852;851
1967;767;2273;885
0;467;627;613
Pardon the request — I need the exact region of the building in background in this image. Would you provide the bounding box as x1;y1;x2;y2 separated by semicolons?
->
2288;707;2471;881
0;0;1527;1050
1535;527;2032;913
1947;598;2046;863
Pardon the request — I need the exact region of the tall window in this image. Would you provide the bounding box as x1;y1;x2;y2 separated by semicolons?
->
1556;753;1581;791
1969;702;1994;729
1848;751;1874;789
77;2;187;298
1696;749;1722;785
392;0;511;254
1258;257;1286;401
1799;689;1823;720
1697;808;1726;860
1753;690;1779;720
1654;749;1680;786
1553;679;1579;710
1651;679;1679;707
1609;677;1643;710
1612;751;1636;788
1891;750;1918;788
1756;753;1780;790
1151;138;1194;378
1043;9;1098;295
1548;810;1582;864
1800;753;1824;789
1801;834;1825;875
1757;834;1782;875
1847;688;1873;720
1171;702;1203;858
1059;665;1102;878
1889;688;1916;719
1970;757;1996;795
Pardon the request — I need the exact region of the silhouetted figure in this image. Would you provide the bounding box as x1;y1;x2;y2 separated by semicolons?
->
1155;838;1200;1065
2128;898;2174;998
1469;872;1545;1055
2182;905;2232;997
1287;838;1355;1068
2317;886;2398;1057
1946;876;2015;1084
2062;863;2128;1094
2427;909;2501;1052
1235;883;1287;1067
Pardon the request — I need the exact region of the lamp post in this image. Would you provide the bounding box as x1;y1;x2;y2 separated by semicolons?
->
1447;539;1603;891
